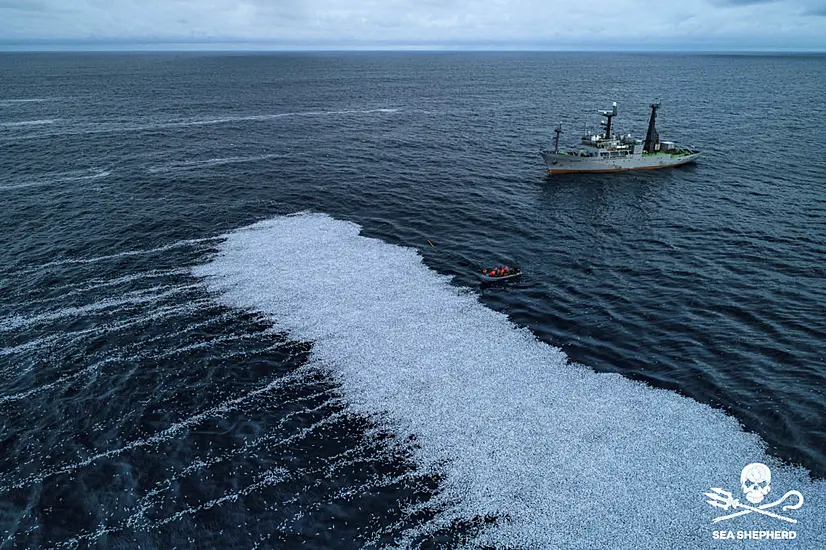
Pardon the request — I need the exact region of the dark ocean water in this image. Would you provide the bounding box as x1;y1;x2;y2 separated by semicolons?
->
1;52;825;549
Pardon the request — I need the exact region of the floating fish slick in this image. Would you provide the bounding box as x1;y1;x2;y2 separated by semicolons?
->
195;213;826;550
540;102;701;174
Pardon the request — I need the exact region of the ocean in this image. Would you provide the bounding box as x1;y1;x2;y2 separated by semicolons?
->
1;52;825;548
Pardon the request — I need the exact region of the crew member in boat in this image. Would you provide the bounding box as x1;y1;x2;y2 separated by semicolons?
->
489;266;510;277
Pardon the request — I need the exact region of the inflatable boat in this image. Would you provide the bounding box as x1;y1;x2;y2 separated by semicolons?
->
480;267;522;282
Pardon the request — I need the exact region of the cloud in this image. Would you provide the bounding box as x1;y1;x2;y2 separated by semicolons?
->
0;0;823;50
803;1;826;15
0;0;51;11
711;0;778;5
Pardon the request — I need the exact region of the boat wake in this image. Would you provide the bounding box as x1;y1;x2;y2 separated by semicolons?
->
194;212;826;548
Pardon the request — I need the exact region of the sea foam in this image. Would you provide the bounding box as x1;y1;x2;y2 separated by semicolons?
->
0;119;57;127
147;154;284;173
193;213;825;548
0;168;109;192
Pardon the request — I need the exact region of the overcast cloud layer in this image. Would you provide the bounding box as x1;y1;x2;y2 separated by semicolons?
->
1;0;825;50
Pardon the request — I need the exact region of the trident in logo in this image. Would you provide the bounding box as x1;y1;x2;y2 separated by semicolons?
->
705;463;804;524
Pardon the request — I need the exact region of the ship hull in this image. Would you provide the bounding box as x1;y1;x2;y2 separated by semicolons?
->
541;151;700;174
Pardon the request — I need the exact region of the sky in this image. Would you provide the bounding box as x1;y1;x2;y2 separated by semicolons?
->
1;0;825;51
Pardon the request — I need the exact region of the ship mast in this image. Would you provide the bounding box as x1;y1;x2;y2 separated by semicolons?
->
600;102;617;139
553;123;562;153
643;102;660;153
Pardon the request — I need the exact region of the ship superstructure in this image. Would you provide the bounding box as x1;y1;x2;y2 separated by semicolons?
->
540;103;700;174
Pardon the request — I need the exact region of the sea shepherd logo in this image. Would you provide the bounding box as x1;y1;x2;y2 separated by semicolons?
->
706;463;804;541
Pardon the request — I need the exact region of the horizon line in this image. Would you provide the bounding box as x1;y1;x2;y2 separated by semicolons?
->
2;47;826;54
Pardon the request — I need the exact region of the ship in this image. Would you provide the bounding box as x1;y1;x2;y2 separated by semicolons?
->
540;102;700;174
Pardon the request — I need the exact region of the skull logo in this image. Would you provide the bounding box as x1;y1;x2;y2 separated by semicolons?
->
740;462;771;504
